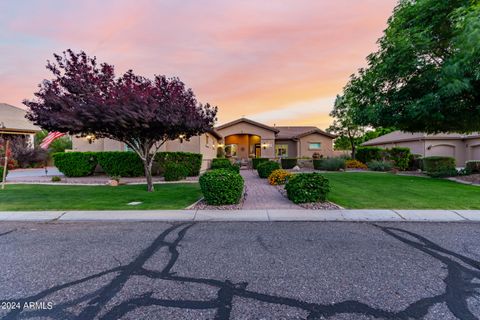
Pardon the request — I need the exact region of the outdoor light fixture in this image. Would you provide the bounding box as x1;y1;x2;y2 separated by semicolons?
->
85;134;96;144
178;134;186;143
262;143;269;150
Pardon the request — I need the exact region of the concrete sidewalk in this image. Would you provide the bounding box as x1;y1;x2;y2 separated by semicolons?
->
0;209;479;222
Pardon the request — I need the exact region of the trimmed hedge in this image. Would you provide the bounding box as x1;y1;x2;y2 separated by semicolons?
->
423;156;457;177
356;147;383;164
466;160;480;174
53;152;97;177
257;161;281;178
164;162;189;181
285;173;330;203
211;158;232;169
96;152;144;177
155;152;202;176
313;158;346;171
281;158;297;169
388;147;411;171
199;169;244;205
252;158;269;169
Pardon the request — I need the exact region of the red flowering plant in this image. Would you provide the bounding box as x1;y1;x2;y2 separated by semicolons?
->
0;138;17;170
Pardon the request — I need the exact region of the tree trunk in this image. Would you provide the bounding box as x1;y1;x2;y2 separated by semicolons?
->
143;155;155;192
349;137;356;160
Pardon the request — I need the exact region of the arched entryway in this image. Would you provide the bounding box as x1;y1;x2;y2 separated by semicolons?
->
224;134;262;160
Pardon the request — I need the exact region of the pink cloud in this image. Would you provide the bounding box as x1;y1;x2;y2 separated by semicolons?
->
0;0;397;128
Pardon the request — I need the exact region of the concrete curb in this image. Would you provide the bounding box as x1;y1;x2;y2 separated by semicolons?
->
0;209;479;222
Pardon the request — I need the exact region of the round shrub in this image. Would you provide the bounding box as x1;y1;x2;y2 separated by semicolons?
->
257;161;280;178
281;158;297;169
211;158;232;170
345;159;367;169
268;169;292;185
164;163;189;181
367;160;393;172
225;163;241;173
97;152;144;177
252;158;269;169
52;152;97;177
285;173;330;204
199;169;244;205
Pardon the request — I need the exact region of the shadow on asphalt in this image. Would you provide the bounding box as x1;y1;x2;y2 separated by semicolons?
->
1;223;479;319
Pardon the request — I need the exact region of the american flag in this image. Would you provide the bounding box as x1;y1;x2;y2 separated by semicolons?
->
40;131;65;149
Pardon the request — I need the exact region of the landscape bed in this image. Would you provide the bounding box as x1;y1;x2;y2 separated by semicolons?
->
0;183;202;211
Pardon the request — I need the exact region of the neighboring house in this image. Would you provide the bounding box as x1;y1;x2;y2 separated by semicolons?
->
0;103;41;145
362;130;480;166
72;117;336;170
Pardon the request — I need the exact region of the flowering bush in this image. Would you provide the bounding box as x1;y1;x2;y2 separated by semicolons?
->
345;159;367;169
268;169;293;185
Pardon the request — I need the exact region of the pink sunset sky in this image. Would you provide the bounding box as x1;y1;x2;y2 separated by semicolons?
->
0;0;397;129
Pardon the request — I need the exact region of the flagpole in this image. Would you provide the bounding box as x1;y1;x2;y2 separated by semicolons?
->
1;139;9;190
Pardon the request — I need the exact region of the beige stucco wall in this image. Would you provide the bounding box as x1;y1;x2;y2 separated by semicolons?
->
297;133;334;158
467;138;480;162
217;122;276;159
72;137;124;152
425;139;466;166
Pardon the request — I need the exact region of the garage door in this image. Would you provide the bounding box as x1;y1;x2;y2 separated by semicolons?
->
471;145;480;160
430;145;455;157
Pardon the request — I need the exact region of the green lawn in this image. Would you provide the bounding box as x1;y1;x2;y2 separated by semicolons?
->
0;183;202;211
322;172;480;209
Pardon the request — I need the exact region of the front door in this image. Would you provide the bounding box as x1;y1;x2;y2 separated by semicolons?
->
255;144;261;158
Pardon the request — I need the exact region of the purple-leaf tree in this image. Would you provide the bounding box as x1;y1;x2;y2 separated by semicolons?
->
25;50;217;192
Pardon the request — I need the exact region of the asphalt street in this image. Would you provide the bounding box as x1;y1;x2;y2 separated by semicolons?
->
0;221;479;320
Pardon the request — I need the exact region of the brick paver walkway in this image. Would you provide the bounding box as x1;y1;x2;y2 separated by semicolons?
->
241;170;301;209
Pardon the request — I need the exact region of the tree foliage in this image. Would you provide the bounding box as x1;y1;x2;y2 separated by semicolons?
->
327;95;365;158
25;50;217;191
346;0;480;133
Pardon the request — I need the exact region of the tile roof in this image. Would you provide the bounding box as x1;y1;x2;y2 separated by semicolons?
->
216;118;279;133
362;130;480;146
0;103;40;133
275;126;336;139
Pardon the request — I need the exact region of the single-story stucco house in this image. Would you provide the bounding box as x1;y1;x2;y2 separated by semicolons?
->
72;117;336;170
0;103;41;144
362;130;480;166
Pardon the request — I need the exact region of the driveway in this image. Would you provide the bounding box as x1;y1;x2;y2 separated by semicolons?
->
0;222;479;319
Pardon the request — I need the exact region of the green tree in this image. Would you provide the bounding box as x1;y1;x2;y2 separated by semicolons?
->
327;95;365;159
347;0;480;133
